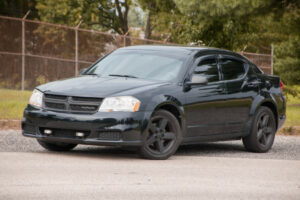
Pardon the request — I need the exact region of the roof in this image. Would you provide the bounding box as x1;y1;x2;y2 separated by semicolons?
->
119;45;207;52
118;45;249;62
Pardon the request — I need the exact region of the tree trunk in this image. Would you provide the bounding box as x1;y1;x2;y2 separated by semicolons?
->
145;10;151;39
123;0;131;46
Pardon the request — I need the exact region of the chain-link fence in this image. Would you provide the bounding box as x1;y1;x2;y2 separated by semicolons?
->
0;15;273;90
240;51;273;74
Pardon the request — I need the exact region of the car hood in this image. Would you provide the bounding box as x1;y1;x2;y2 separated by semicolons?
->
37;76;168;98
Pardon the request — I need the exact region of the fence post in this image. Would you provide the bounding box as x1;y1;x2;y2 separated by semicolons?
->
123;29;130;47
75;21;82;76
21;10;30;91
163;34;171;44
271;44;274;75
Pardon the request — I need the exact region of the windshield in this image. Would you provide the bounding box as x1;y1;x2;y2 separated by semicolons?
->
85;50;186;82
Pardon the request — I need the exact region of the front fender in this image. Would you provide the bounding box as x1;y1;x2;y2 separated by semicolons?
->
145;94;183;112
140;94;186;138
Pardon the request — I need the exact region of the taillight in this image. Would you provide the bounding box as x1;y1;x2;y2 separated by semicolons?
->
280;81;284;93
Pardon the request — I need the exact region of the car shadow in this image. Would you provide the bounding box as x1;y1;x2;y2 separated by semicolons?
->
40;141;247;160
48;146;140;160
176;142;246;156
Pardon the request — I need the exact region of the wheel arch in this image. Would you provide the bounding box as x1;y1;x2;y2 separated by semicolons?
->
251;98;279;130
259;101;278;130
152;100;187;136
155;103;182;127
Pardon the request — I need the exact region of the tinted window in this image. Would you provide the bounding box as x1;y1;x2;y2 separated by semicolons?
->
220;58;245;80
251;63;263;74
86;51;185;82
194;58;219;82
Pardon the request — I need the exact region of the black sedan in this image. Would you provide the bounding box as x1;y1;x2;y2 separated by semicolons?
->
22;45;286;159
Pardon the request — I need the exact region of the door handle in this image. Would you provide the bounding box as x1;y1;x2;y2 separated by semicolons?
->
247;82;260;88
215;88;225;93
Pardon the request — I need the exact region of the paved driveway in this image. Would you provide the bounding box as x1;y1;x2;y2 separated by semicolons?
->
0;130;300;200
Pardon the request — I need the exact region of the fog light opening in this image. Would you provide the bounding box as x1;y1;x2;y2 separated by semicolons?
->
76;132;85;138
44;129;52;135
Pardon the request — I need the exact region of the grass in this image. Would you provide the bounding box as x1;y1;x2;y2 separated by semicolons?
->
285;86;300;105
284;85;300;128
0;88;299;128
0;89;31;120
285;106;300;127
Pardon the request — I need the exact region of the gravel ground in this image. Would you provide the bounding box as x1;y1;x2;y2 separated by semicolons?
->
1;130;299;160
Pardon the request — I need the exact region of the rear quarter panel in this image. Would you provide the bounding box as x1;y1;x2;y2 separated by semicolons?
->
248;74;286;133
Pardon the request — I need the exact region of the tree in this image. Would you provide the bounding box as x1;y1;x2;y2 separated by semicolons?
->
138;0;179;39
36;0;131;34
0;0;38;19
273;2;300;85
170;0;300;85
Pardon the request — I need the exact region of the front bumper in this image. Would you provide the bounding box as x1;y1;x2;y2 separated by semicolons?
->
22;105;151;146
278;115;286;130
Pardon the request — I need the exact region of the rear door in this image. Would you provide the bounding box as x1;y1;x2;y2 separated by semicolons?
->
219;55;254;134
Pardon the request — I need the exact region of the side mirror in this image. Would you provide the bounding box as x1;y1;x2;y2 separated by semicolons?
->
79;68;88;75
186;74;208;86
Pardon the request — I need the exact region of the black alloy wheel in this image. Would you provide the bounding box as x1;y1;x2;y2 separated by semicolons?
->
243;106;276;153
257;113;273;147
140;110;182;159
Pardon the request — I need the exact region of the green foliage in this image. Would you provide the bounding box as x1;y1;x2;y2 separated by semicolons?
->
36;0;84;26
137;0;179;39
169;0;300;85
128;6;144;27
36;0;131;34
284;85;300;102
1;0;300;85
273;5;300;85
173;0;289;49
0;0;38;18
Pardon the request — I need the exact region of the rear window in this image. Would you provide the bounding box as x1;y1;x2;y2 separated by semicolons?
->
220;58;245;80
251;63;263;74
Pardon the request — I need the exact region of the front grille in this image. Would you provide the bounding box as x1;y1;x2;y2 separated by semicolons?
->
98;131;121;141
40;128;90;139
72;96;101;102
44;94;67;100
45;102;66;110
70;104;98;112
43;93;102;114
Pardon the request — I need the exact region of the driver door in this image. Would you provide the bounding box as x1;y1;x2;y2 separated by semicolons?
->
184;55;227;137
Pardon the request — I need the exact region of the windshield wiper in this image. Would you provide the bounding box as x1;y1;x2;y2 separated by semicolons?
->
85;73;100;77
109;74;138;78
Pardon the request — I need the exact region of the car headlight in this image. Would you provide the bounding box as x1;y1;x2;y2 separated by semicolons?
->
99;96;140;112
29;89;43;108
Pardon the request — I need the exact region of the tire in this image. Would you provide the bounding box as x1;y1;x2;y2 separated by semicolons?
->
139;109;182;160
37;139;77;152
243;106;276;153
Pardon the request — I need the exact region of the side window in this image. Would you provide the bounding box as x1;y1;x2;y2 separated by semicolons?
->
251;63;263;74
194;58;219;82
220;58;245;80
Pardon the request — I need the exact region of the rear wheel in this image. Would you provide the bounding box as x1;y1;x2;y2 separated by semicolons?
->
243;106;276;153
140;110;182;160
37;140;77;152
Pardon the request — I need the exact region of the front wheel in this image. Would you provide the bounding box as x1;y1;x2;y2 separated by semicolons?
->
139;110;182;160
37;140;78;152
243;106;276;153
